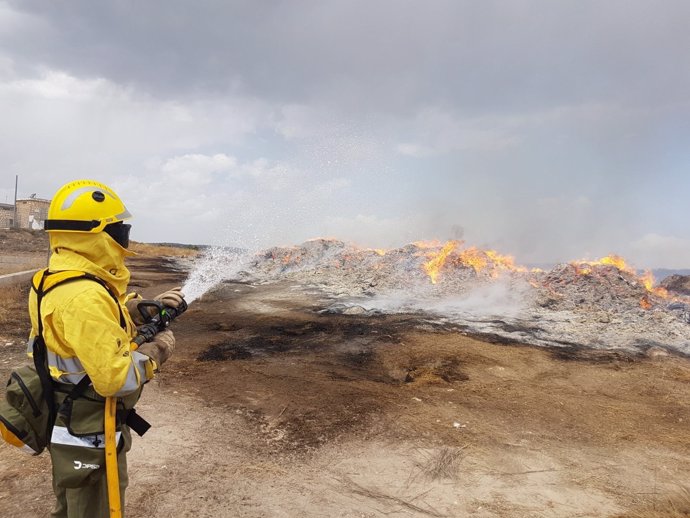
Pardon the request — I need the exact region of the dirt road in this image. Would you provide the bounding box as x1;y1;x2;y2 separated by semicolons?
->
1;255;689;517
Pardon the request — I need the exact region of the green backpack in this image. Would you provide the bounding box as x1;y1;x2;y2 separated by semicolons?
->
0;364;48;454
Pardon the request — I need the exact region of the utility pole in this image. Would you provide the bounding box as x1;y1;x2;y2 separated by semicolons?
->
13;174;18;229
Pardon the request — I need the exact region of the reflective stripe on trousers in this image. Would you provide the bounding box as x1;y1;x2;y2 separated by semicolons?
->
51;426;122;449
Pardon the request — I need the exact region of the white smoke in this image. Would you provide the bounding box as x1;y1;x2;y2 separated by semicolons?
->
356;277;534;320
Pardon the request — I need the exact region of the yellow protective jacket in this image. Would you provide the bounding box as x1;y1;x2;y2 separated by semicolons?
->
27;231;155;397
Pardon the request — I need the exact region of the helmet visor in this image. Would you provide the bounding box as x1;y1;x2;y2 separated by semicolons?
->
104;222;131;249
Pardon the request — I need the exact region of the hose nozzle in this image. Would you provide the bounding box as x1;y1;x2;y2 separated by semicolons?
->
133;298;188;346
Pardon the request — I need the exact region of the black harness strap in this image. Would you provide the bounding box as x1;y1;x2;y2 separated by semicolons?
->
117;409;151;437
32;272;58;442
56;375;93;420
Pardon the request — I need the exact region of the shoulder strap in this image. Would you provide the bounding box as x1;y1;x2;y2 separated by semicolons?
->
33;269;126;329
31;270;58;439
57;375;93;421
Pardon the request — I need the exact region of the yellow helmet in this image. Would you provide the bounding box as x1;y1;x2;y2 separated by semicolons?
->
44;179;132;233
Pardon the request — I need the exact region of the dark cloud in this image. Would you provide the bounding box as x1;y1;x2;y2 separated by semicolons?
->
5;0;690;114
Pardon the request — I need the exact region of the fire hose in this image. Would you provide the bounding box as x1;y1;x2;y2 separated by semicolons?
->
106;298;188;518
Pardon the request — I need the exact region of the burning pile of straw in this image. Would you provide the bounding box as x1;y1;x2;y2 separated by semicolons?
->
223;239;690;354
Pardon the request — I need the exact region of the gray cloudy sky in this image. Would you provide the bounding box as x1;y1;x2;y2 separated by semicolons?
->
1;0;689;268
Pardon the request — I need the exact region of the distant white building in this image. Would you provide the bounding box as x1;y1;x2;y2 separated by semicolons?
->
0;196;51;229
16;196;50;229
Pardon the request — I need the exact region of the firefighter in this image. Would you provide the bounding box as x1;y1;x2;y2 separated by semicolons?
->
30;179;183;517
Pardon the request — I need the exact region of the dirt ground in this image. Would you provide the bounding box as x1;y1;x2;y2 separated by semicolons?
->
0;246;689;517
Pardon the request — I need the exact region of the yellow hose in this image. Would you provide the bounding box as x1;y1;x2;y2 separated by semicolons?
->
105;397;122;518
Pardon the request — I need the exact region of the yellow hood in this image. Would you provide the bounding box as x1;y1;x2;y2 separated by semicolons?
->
48;231;135;297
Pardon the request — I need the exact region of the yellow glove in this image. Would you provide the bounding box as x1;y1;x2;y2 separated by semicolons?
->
137;330;175;367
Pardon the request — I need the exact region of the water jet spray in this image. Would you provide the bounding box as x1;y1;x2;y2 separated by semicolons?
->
181;247;249;303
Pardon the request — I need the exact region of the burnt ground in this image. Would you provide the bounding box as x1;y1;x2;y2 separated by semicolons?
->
0;255;689;517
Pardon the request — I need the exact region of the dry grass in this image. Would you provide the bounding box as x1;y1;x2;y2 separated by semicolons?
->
337;476;446;517
0;261;46;275
129;241;201;258
413;446;466;481
0;284;30;336
614;487;690;517
0;257;46;275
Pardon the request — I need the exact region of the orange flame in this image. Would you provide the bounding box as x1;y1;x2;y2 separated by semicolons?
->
420;241;531;283
640;271;669;298
454;247;527;278
456;247;489;274
640;271;655;291
653;286;669;298
573;255;635;275
598;255;634;273
423;241;459;284
485;250;528;274
573;256;670;299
